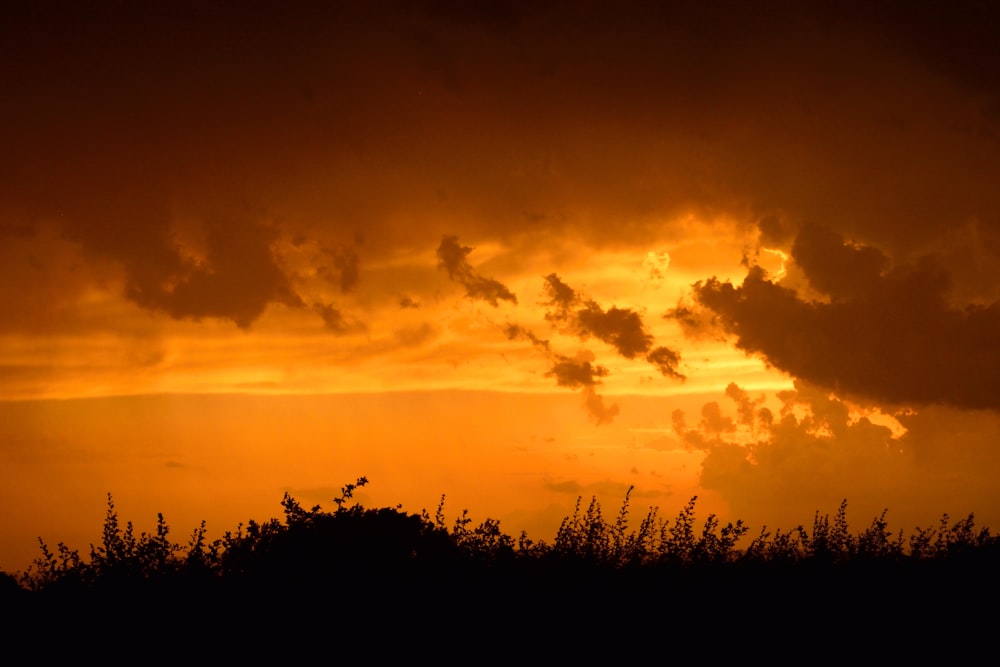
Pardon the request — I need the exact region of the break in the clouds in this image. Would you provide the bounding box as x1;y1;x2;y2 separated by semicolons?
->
437;236;517;307
543;274;684;379
691;224;1000;411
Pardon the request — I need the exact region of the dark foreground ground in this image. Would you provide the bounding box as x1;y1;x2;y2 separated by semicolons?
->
2;489;997;661
3;561;995;662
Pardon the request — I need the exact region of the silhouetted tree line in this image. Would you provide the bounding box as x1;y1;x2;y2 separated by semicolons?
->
2;478;998;659
7;478;1000;589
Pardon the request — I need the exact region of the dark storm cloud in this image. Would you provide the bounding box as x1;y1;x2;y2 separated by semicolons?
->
2;1;999;343
790;223;888;302
693;226;1000;410
543;274;684;379
436;236;517;306
59;212;302;329
152;219;303;329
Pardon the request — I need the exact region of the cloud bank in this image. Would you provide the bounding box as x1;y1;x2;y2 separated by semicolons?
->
692;224;1000;411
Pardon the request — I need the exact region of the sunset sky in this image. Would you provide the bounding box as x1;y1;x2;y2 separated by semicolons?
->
3;1;1000;573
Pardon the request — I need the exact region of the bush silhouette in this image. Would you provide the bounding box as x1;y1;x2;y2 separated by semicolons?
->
17;480;1000;592
10;475;1000;660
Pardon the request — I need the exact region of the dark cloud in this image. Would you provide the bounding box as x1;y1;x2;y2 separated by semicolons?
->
503;323;550;352
676;382;906;514
399;296;420;309
542;478;642;499
693;225;1000;411
394;322;437;347
646;346;684;381
3;2;998;312
504;321;623;423
544;479;583;495
319;245;361;293
673;381;1000;530
757;215;796;248
582;386;620;426
110;217;302;329
2;3;998;264
542;273;578;324
0;1;997;403
543;274;684;379
791;223;888;302
699;401;736;435
577;303;652;359
545;353;609;388
313;302;363;335
436;236;517;307
725;382;765;428
544;351;619;424
663;304;718;342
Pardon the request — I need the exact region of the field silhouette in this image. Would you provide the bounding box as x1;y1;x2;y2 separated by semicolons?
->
3;477;997;660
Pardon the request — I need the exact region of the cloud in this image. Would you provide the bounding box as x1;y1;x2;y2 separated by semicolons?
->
692;225;1000;411
436;235;517;307
505;322;620;423
544;351;619;425
543;273;684;379
646;346;684;380
543;478;643;499
394;322;437;347
673;381;1000;530
2;2;997;411
582;386;620;426
150;218;303;329
545;352;609;388
577;303;652;359
313;302;364;335
319;244;361;293
676;382;901;515
790;223;889;302
503;322;550;352
542;273;578;324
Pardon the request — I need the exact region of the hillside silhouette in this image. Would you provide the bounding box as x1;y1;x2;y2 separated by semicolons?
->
3;477;997;660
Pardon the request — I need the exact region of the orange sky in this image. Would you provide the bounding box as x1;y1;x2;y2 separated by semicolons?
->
3;1;1000;573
